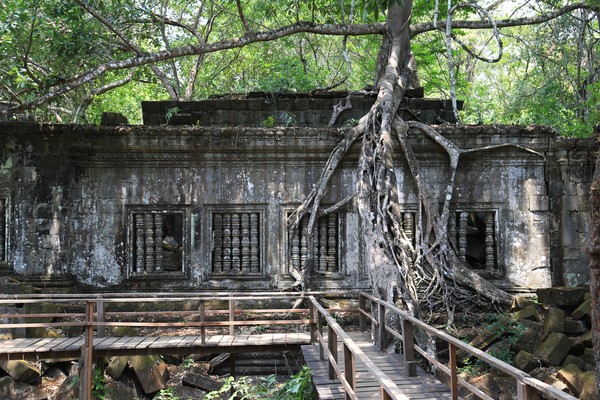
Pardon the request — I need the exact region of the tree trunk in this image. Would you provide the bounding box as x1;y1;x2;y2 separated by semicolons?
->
588;128;600;398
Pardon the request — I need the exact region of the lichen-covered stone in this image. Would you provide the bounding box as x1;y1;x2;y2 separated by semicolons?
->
514;321;542;353
106;356;129;379
572;299;592;325
536;287;588;307
512;305;542;322
542;307;565;339
129;355;168;394
514;350;541;373
534;333;572;365
0;359;42;383
106;381;140;400
561;355;586;370
557;364;584;395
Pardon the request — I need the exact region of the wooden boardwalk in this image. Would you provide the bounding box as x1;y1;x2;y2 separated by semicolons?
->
0;333;311;361
302;332;453;400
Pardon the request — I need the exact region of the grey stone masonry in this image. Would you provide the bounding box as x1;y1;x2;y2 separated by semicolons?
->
0;111;595;291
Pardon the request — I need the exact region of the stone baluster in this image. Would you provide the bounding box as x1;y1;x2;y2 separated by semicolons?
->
448;211;457;247
0;199;5;262
154;214;163;271
312;225;320;273
222;214;232;272
291;229;301;272
212;214;223;272
135;213;145;273
231;213;241;271
319;218;328;273
485;211;495;273
403;212;414;243
458;211;468;263
250;213;259;272
327;214;337;272
241;213;250;272
300;224;308;270
144;214;155;272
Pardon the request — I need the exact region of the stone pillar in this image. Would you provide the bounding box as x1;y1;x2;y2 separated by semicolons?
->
144;214;155;273
458;212;468;263
327;214;337;272
154;214;163;271
249;213;259;272
135;214;145;273
0;199;5;262
213;214;223;272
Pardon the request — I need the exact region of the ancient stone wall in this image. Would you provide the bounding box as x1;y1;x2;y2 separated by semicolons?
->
0;103;595;292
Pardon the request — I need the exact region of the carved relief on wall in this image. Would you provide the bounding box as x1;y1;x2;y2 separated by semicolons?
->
129;208;186;276
289;212;341;276
211;211;262;274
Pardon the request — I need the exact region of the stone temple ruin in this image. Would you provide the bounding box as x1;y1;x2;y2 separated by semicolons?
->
0;92;595;293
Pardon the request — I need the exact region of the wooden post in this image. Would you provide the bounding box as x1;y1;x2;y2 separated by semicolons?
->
230;353;236;377
96;300;105;338
401;319;416;377
328;325;337;380
318;311;324;360
449;343;459;400
358;294;366;332
381;387;393;400
309;300;316;344
378;302;386;351
517;382;539;400
228;297;235;336
80;301;95;400
199;300;206;345
343;343;355;400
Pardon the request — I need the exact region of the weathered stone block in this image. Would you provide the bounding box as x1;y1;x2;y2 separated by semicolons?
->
536;286;588;307
579;372;597;400
557;364;583;395
514;350;540;373
130;355;168;394
572;298;592;324
534;333;572;365
564;320;587;334
0;359;42;383
106;381;140;400
512;305;542;322
542;307;565;339
561;355;586;370
514;321;542;353
106;356;128;379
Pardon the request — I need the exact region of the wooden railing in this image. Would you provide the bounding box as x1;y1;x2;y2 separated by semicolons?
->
308;295;407;400
358;292;578;400
0;291;345;400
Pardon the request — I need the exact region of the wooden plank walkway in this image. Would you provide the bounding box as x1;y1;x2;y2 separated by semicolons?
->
0;333;311;361
302;332;454;400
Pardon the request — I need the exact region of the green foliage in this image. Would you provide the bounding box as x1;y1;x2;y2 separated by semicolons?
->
277;366;318;400
261;115;276;128
155;388;181;400
165;107;181;124
182;357;195;370
91;367;107;400
203;366;316;400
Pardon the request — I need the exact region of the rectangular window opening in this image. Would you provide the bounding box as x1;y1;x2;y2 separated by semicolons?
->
211;212;262;274
131;210;185;275
289;212;340;276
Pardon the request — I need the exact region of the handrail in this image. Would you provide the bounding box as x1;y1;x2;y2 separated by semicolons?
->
359;292;578;400
0;293;319;400
308;295;410;400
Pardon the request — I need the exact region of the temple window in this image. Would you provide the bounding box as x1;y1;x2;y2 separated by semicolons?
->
289;212;340;275
449;209;499;274
211;211;262;274
130;209;185;275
